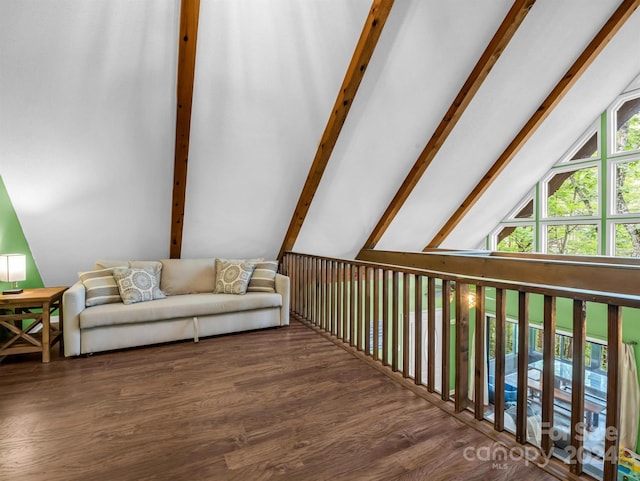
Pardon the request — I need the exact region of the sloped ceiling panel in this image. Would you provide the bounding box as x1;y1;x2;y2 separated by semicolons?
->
376;0;624;252
181;0;371;260
445;8;640;250
294;0;513;258
0;0;178;285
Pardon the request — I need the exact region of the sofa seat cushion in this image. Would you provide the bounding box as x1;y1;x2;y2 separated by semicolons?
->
79;292;282;329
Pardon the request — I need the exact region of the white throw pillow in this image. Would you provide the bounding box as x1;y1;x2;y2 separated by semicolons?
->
113;267;157;305
214;259;256;295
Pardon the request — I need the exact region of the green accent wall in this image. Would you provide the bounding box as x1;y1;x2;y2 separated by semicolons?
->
0;175;43;291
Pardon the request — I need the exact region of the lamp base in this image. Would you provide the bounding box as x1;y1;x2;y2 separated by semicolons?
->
2;288;23;295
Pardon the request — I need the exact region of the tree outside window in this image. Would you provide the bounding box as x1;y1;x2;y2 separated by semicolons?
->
496;225;533;253
546;224;598;255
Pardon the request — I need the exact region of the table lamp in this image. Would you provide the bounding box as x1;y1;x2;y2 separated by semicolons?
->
0;253;26;294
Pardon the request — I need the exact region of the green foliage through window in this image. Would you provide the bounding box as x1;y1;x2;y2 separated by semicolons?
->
546;167;598;217
546;224;598;255
497;225;533;253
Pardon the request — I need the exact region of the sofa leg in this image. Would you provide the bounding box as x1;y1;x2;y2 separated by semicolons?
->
193;317;199;343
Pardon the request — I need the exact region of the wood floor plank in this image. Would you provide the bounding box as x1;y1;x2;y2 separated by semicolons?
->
1;320;557;481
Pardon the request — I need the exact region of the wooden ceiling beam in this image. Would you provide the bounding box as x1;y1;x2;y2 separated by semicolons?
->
170;0;201;259
427;0;640;249
277;0;395;260
359;0;536;255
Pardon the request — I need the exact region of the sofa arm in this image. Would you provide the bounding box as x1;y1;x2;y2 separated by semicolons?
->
63;281;86;356
275;274;290;326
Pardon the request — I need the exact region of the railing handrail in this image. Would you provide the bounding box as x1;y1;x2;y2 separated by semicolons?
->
285;251;640;309
358;249;640;298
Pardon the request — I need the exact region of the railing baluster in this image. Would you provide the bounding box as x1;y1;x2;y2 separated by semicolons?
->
365;267;372;356
474;285;486;420
455;282;470;412
495;288;506;431
303;256;308;320
326;260;331;332
392;271;400;372
318;258;322;326
291;255;296;315
302;255;306;318
570;300;586;476
349;265;359;347
345;264;352;343
333;261;341;336
441;280;451;401
324;260;329;331
322;259;327;330
342;263;348;341
308;257;313;323
293;256;302;315
373;268;380;362
516;291;529;444
403;273;411;378
357;266;364;351
309;256;313;321
382;270;390;367
324;261;333;332
603;304;622;481
328;260;332;332
301;256;305;319
415;275;423;386
306;256;311;321
541;295;556;457
322;260;327;330
427;277;436;393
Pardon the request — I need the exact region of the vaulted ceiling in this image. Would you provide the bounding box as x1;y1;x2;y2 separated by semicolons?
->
1;0;639;286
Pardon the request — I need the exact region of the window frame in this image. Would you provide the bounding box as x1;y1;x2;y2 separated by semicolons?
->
609;88;640;157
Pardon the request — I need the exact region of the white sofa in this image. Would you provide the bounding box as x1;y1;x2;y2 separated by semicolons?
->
63;258;289;356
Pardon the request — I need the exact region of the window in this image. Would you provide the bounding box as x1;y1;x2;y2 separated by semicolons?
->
512;199;534;219
496;225;534;252
569;132;599;161
614;95;640;153
489;85;640;257
546;224;598;255
614;160;640;214
614;222;640;257
545;167;599;218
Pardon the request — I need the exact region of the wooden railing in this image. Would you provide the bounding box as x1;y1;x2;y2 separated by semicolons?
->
280;250;640;481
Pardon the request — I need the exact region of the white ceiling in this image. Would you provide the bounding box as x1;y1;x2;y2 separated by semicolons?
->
1;0;639;286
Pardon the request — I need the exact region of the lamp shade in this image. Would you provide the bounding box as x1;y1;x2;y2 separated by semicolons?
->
0;254;27;283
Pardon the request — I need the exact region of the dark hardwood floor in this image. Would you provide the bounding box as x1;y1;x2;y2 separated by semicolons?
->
0;320;556;481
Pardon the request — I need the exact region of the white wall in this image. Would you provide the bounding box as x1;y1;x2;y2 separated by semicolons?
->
182;0;371;260
0;0;179;285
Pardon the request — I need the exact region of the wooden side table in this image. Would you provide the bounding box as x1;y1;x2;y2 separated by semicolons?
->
0;287;67;363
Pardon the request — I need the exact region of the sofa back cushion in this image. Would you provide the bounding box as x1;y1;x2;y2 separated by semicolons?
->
160;258;216;295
